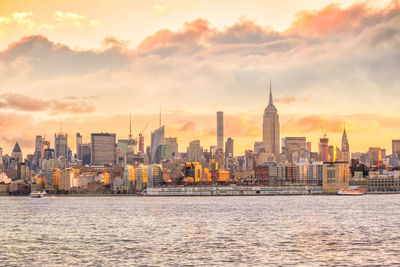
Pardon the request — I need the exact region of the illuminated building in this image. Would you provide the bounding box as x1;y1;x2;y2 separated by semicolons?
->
136;165;148;191
91;133;116;165
263;81;280;161
123;165;137;191
183;162;202;183
148;164;163;187
217;111;224;151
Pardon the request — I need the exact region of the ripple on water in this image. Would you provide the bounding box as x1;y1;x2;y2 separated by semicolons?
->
1;195;400;266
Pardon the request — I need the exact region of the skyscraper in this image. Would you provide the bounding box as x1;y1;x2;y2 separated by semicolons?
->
319;137;329;162
217;111;224;151
79;143;91;165
165;137;178;155
392;140;400;159
225;137;234;158
138;134;144;153
263;81;280;161
11;142;23;162
341;126;349;162
150;126;165;163
55;133;68;159
34;135;42;164
76;133;82;159
91;133;116;165
282;137;307;163
187;140;203;162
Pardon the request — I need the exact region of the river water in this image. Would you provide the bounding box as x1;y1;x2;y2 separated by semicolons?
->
1;195;399;266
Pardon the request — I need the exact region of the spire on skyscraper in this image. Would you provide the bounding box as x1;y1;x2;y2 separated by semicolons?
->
342;123;349;146
268;80;275;108
129;113;132;139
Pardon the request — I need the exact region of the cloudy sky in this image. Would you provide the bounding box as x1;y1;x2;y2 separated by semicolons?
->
0;0;399;156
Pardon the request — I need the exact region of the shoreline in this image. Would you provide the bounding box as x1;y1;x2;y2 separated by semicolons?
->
1;192;399;197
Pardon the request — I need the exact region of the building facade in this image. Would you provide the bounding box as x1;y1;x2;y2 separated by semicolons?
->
91;133;116;165
217;111;224;151
263;82;280;161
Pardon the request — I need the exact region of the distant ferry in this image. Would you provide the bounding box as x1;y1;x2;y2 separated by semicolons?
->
337;186;363;196
30;191;48;198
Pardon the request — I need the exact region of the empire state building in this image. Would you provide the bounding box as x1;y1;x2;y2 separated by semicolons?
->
263;81;280;161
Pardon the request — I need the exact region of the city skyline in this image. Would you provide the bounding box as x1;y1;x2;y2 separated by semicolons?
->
0;0;399;155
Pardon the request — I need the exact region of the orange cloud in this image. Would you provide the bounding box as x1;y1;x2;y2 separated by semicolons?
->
274;95;309;105
0;93;95;114
286;0;400;38
136;19;210;54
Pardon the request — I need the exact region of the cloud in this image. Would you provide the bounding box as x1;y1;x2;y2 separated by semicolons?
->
285;0;400;38
0;93;95;114
0;1;399;155
180;121;196;132
274;95;309;105
0;35;131;77
54;11;86;27
102;36;130;51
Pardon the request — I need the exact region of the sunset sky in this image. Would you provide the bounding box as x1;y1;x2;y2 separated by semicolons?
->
0;0;399;156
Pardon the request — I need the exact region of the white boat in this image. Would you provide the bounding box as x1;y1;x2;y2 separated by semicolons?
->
30;191;48;198
337;186;363;196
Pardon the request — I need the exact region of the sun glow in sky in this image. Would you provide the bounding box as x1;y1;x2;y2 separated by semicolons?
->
0;0;399;156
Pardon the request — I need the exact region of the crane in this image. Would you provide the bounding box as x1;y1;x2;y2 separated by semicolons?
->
139;124;149;136
320;125;327;138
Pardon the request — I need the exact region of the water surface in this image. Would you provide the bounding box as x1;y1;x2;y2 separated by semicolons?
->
1;195;399;266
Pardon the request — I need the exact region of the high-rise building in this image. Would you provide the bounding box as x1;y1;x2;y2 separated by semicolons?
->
155;144;173;163
138;134;144;153
263;81;280;161
282;137;307;163
306;142;312;152
55;133;68;159
76;133;82;159
34;135;42;164
392;140;400;159
254;141;264;154
165;137;178;155
319;137;329;162
217;111;224;151
367;147;383;166
91;133;116;165
11;142;23;162
225;137;234;158
341;126;350;162
79;143;91;165
187;140;203;162
150;126;165;163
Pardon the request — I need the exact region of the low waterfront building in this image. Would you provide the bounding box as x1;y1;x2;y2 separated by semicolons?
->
322;162;350;193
